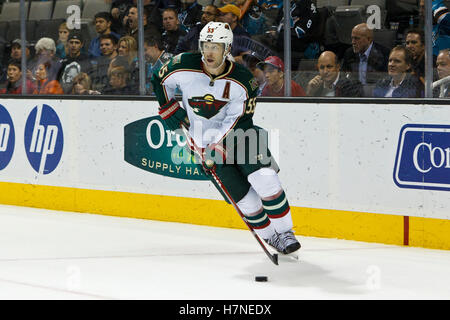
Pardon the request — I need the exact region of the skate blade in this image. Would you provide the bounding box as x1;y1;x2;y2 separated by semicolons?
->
278;252;299;262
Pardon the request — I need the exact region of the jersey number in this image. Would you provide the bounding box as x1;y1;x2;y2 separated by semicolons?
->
245;97;256;114
158;61;170;78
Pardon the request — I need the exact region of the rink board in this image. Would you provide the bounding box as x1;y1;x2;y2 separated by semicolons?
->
0;98;449;250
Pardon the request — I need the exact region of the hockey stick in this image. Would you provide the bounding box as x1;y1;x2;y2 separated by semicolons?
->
180;124;279;266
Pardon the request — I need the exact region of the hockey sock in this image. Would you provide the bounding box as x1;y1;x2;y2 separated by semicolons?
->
262;190;293;233
237;187;276;240
244;210;276;240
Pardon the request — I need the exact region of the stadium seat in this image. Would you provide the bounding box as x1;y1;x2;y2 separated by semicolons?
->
0;21;8;41
28;1;54;21
316;0;350;9
0;2;27;21
81;0;112;20
351;0;386;10
5;20;36;44
52;0;82;20
373;29;396;49
34;19;65;43
333;5;366;45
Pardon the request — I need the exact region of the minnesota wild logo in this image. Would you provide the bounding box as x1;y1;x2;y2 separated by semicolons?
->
188;94;227;119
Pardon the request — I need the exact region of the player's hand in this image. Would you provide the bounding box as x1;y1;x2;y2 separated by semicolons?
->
201;144;227;174
158;99;188;131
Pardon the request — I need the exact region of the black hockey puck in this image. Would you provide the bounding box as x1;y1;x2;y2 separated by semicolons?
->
255;276;268;282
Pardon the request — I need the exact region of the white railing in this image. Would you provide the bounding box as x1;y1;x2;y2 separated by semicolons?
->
432;75;450;98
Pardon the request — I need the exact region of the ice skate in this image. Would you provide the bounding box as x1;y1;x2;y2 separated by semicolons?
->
278;230;301;254
264;233;285;254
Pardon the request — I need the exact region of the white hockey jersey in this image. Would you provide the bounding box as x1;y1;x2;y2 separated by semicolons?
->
152;52;259;148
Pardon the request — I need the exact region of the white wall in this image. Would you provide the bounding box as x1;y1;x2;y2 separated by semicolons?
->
0;98;448;220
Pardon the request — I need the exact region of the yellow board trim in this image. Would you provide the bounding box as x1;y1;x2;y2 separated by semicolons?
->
1;181;450;250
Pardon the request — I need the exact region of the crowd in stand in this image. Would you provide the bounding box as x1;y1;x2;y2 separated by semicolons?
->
0;0;449;98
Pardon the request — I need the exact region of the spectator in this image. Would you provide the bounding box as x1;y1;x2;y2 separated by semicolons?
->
33;60;64;95
175;4;219;54
2;39;33;82
306;51;363;97
405;29;425;83
117;35;138;71
144;36;172;94
178;0;203;32
29;37;62;83
257;0;282;27
110;0;134;35
0;59;35;94
58;31;94;94
102;65;139;95
434;49;450;97
242;4;267;37
56;22;70;59
71;72;101;95
431;0;450;57
341;23;390;87
117;35;140;87
91;34;119;91
217;4;251;59
162;8;187;54
275;0;319;69
133;0;163;32
124;5;161;44
373;46;423;98
257;55;305;96
10;39;32;62
242;51;266;95
88;12;121;58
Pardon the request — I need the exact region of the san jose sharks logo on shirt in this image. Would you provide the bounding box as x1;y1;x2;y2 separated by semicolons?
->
188;94;228;119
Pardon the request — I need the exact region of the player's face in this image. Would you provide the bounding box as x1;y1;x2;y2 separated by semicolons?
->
436;52;450;79
144;43;159;63
388;50;410;78
201;42;225;69
7;65;21;83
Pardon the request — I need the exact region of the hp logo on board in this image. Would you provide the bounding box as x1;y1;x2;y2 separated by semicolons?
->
24;104;63;174
0;104;15;170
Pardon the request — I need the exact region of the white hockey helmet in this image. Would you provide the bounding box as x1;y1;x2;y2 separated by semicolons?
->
199;22;233;60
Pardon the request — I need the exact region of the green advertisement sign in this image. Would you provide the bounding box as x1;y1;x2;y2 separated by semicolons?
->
124;116;208;180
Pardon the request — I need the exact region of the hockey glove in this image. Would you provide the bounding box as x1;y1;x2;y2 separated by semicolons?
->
158;98;188;131
201;143;227;174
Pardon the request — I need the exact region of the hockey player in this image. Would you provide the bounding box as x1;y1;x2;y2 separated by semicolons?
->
151;21;300;255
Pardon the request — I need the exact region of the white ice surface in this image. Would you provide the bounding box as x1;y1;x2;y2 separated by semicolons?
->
0;204;449;300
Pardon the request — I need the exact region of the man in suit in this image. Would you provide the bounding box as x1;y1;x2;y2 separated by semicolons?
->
306;51;362;97
341;23;390;89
